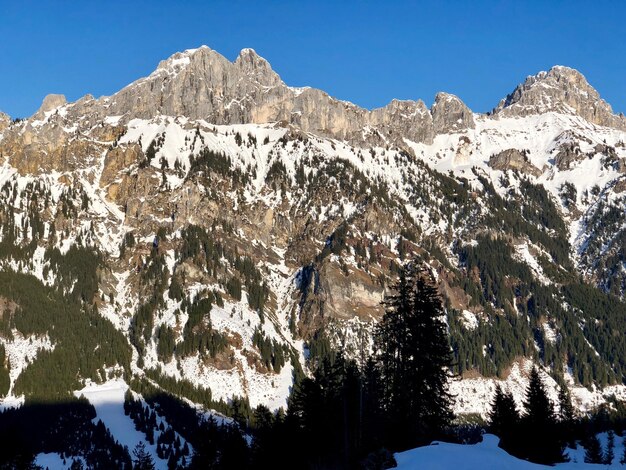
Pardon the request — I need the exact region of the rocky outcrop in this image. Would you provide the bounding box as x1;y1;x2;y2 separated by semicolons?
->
370;99;435;144
493;66;626;130
554;142;585;171
101;143;144;189
488;148;541;176
0;112;112;175
319;263;384;321
35;94;67;118
0;112;10;132
431;92;475;134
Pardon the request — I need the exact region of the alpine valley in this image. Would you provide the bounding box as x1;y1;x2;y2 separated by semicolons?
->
1;46;626;468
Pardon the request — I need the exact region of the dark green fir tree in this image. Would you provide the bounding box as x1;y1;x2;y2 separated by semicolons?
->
520;367;565;464
374;262;454;450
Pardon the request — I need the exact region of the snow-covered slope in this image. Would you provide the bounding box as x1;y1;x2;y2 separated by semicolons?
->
395;433;626;469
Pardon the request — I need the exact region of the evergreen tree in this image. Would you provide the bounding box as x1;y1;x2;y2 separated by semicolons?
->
558;386;576;448
557;386;574;423
132;442;155;470
250;404;275;467
361;357;384;452
373;262;454;450
488;384;519;451
519;367;565;464
584;434;603;464
621;436;626;465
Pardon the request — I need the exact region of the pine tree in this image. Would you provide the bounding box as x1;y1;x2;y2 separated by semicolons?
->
132;441;155;470
373;262;454;450
488;384;519;451
621;436;626;464
519;367;565;464
584;434;603;464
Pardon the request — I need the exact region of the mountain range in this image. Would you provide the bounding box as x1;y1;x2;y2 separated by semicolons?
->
1;45;626;466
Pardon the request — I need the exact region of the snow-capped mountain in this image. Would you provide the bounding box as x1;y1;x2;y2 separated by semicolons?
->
1;45;626;439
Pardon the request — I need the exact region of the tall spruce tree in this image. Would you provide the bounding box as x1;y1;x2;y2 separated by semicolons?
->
584;434;603;464
488;384;519;451
374;262;454;450
132;442;155;470
520;367;565;464
558;386;576;448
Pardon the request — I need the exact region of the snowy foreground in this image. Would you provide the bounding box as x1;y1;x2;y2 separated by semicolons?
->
395;434;625;469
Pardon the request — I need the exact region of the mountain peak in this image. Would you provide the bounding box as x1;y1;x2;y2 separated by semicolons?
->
236;47;261;59
234;48;281;86
35;94;67;117
494;65;625;129
431;92;475;134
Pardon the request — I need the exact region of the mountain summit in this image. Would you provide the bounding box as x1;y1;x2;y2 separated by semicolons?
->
13;47;625;150
493;65;626;129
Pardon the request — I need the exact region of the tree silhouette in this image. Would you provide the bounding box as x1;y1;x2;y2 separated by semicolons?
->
519;367;565;464
488;384;519;452
132;441;155;470
374;262;454;450
584;434;603;464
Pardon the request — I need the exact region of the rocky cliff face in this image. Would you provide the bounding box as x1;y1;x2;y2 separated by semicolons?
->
0;111;10;132
488;148;541;176
493;65;626;130
21;46;479;148
431;92;475;135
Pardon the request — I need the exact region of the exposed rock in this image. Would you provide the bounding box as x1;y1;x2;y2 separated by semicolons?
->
35;94;67;118
494;66;626;130
554;142;585;171
100;143;144;189
0;112;10;132
320;263;384;321
369;99;434;145
613;178;626;193
55;46;453;146
0;117;104;175
488;148;541;176
431;92;475;134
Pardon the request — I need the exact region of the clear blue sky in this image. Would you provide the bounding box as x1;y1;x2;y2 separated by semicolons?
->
1;0;624;118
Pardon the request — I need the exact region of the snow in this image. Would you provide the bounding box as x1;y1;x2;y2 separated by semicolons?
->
289;86;311;97
396;435;543;469
514;243;550;285
395;433;626;469
0;331;54;397
74;379;168;470
460;310;479;330
451;360;560;417
451;358;626;418
34;453;86;470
